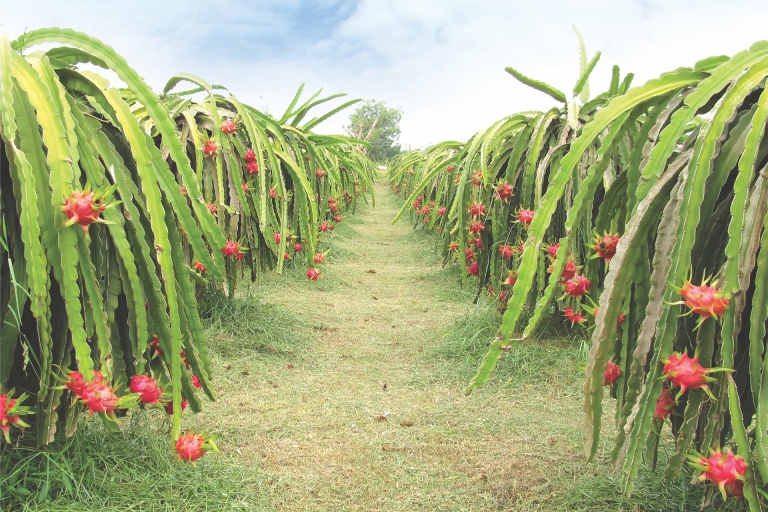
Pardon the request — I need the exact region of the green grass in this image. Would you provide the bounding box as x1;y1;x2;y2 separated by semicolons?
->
0;414;266;511
198;285;307;359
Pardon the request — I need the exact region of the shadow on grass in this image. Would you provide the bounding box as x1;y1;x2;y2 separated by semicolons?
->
198;285;308;360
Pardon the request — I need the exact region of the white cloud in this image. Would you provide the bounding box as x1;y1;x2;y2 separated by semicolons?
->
3;0;768;148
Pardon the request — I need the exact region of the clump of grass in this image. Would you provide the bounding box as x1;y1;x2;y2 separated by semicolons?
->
431;297;588;386
0;414;266;512
515;453;713;512
198;285;307;359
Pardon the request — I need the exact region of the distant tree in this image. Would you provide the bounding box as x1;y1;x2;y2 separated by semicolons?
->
344;100;403;161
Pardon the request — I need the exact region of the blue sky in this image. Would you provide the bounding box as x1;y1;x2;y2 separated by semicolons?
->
4;1;768;148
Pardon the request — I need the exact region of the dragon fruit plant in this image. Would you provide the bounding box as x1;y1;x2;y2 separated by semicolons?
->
389;34;768;508
152;72;376;295
0;29;221;452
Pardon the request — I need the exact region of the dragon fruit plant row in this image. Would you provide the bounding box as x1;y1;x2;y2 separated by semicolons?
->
0;27;372;461
389;36;768;510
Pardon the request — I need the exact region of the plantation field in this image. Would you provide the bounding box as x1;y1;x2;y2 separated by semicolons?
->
7;179;718;511
4;20;768;512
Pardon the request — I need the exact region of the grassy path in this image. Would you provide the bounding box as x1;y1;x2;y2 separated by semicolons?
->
203;181;496;509
194;181;691;511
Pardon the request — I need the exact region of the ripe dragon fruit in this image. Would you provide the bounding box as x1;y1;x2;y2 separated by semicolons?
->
563;306;586;325
274;232;282;244
329;203;339;213
471;172;483;187
495;181;513;201
498;244;515;259
191;374;202;390
654;388;675;420
180;350;191;370
334;215;343;223
202;140;218;157
446;165;455;172
246;161;259;175
502;270;518;286
468;221;484;235
63;190;107;232
0;392;31;444
64;370;105;396
449;242;459;252
560;259;577;282
306;268;320;281
516;209;534;227
242;183;250;192
179;186;187;196
589;307;627;327
270;187;277;199
564;275;591;297
315;168;326;179
545;243;560;258
464;248;475;262
467;261;480;277
294;242;303;252
221;241;240;258
470;237;483;249
206;203;217;216
129;375;163;404
175;431;219;464
676;279;730;321
593;233;620;262
64;371;89;396
603;361;621;386
314;253;326;264
284;252;290;260
692;450;747;499
64;370;86;396
662;352;719;397
150;335;163;357
164;399;188;415
319;221;332;232
437;207;447;216
220;119;237;134
468;203;486;217
244;148;256;162
81;381;120;415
